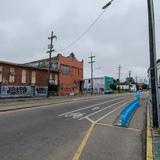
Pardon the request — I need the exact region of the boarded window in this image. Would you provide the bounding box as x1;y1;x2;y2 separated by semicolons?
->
9;68;15;83
31;71;36;84
22;70;26;84
0;66;2;83
50;73;52;80
55;74;58;85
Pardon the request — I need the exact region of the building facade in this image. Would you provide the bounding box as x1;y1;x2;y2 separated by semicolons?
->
0;61;58;98
25;53;83;96
84;76;114;94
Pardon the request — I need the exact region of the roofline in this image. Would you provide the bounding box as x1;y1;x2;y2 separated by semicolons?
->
84;76;114;80
24;53;83;64
0;61;59;73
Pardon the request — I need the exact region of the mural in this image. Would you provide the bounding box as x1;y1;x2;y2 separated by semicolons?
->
0;86;48;98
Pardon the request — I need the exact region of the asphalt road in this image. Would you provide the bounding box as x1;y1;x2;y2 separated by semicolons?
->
0;93;146;160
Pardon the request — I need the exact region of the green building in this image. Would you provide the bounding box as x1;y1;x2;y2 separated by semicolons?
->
104;76;114;91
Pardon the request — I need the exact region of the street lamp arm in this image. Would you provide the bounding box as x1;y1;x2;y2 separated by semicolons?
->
102;0;114;10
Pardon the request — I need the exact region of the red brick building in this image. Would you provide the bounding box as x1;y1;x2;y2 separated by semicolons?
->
25;53;84;96
58;53;83;95
0;53;83;97
0;61;58;97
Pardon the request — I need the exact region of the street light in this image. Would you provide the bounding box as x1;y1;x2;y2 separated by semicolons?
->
102;0;114;10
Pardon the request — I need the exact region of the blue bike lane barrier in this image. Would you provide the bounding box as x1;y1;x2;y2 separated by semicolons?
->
120;91;140;127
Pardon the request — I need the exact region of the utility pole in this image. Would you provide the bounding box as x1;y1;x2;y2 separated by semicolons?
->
46;31;57;97
135;76;138;90
118;65;122;93
147;0;159;128
135;76;138;84
89;53;95;95
128;70;131;92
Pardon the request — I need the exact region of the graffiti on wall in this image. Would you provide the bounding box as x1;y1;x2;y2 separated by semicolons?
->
0;86;48;98
7;86;27;95
35;87;48;97
0;86;33;98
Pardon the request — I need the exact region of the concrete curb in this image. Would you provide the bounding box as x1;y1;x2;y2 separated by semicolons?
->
146;105;153;160
0;99;73;112
0;95;109;112
0;94;103;104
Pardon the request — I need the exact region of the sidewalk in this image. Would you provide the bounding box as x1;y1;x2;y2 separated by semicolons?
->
76;99;147;160
0;94;105;103
147;101;160;160
0;94;113;112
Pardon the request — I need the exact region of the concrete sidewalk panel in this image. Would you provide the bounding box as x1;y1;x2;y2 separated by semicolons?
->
80;125;143;160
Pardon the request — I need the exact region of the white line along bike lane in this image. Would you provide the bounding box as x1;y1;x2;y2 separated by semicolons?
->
58;95;134;122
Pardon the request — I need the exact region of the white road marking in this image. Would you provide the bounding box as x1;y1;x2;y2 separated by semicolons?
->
58;96;132;117
95;101;129;123
64;112;85;119
79;100;127;120
86;117;95;123
91;107;100;111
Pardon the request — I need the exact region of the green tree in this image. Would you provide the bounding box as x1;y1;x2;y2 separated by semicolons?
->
110;83;117;90
125;77;135;84
141;83;148;90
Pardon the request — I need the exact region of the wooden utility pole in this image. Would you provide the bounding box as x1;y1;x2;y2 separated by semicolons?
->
89;53;95;95
118;65;121;93
46;31;57;97
135;76;138;84
128;70;131;92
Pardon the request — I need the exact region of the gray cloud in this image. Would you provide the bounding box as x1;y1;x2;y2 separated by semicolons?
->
0;0;160;82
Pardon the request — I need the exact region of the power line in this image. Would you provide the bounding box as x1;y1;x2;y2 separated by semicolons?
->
55;0;114;52
57;10;106;52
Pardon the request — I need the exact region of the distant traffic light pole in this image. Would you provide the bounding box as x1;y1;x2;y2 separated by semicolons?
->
118;65;122;93
46;31;57;97
89;53;95;95
147;0;159;128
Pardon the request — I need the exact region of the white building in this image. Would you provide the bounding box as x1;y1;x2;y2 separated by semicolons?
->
84;77;105;93
119;84;136;92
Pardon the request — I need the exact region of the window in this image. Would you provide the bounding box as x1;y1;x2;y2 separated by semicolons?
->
22;70;26;84
31;71;36;84
50;73;52;80
0;66;2;83
60;65;69;75
55;74;58;85
9;68;15;83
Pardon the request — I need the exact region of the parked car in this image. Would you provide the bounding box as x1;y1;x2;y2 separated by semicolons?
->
104;89;113;94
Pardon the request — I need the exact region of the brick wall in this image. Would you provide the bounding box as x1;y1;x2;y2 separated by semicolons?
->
58;54;83;95
0;63;58;87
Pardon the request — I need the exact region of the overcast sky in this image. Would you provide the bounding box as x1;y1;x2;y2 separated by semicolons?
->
0;0;160;82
